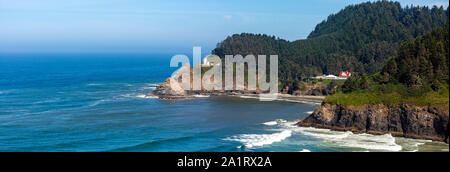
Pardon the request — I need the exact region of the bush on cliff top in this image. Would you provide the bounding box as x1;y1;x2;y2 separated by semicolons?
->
325;83;449;110
325;24;449;111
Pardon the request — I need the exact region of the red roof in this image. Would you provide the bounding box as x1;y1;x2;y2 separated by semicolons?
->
339;72;351;77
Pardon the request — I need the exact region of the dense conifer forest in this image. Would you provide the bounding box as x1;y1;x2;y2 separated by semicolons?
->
212;1;449;92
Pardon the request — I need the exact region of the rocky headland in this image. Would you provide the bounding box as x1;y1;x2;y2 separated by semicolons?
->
148;63;271;99
297;103;449;143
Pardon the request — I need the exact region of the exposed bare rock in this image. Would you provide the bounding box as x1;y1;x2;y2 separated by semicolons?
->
297;103;449;143
151;63;269;99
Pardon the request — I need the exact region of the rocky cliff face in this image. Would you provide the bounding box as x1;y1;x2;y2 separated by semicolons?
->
150;78;188;99
297;103;449;143
150;63;266;99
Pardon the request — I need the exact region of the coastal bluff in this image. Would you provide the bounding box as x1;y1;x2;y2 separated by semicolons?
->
150;79;264;99
297;103;449;143
149;63;265;99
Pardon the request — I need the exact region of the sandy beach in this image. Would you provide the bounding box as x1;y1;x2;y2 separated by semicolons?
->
277;94;325;101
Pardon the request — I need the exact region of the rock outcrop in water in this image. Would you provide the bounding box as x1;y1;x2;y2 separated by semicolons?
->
149;63;266;99
297;103;449;143
150;79;263;99
149;63;189;99
150;78;188;99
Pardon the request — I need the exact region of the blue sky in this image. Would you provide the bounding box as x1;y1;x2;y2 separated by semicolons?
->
0;0;448;54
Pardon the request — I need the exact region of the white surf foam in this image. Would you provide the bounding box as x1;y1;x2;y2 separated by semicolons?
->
136;94;158;99
262;119;288;126
292;127;403;151
140;83;160;91
87;83;103;86
136;94;146;98
300;149;311;152
88;99;106;107
239;95;260;99
224;130;292;148
394;137;433;152
87;94;157;107
340;133;402;151
140;87;156;90
193;95;210;98
279;99;303;103
262;121;278;126
274;121;404;152
231;118;441;152
119;93;158;99
32;98;61;104
276;119;287;123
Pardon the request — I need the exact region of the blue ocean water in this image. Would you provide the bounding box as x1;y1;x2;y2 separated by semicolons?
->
0;53;447;152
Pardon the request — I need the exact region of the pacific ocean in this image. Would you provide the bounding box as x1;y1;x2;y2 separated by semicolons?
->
0;53;447;152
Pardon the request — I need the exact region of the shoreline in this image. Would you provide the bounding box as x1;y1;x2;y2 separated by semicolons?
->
148;91;325;103
297;122;449;144
297;103;449;144
148;81;448;146
149;81;325;102
277;94;325;101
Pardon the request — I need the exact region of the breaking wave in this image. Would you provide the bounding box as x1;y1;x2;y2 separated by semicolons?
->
138;83;161;91
275;121;403;152
249;119;435;152
300;149;311;152
136;94;158;99
224;130;292;148
262;119;287;126
262;121;278;126
140;87;156;90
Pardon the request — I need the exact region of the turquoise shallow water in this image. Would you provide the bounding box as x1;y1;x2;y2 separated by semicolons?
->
0;53;447;152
